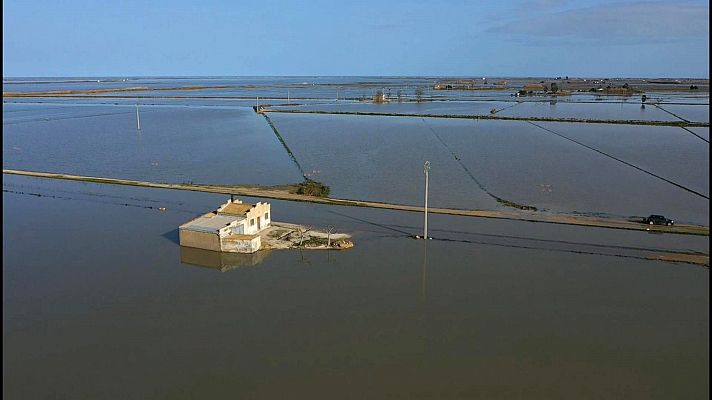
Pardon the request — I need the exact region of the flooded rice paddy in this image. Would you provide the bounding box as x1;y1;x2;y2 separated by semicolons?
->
276;100;688;122
269;114;708;224
3;103;303;186
3;77;709;398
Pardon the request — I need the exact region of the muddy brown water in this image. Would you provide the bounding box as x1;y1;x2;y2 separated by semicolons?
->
269;114;709;224
3;175;709;399
3;78;709;398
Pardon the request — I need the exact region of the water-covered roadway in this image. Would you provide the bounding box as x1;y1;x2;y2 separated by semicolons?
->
4;169;708;240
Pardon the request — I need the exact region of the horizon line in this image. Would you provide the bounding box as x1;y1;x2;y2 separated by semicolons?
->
4;75;710;80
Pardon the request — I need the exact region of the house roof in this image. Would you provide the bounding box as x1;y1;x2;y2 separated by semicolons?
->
180;213;244;233
218;203;254;216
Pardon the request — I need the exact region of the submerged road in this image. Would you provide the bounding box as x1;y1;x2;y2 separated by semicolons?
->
4;169;709;238
263;109;709;127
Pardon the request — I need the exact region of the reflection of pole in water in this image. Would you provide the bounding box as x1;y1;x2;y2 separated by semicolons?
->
418;240;429;364
421;241;428;303
136;104;141;131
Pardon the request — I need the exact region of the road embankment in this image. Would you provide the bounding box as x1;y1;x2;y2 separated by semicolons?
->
264;109;709;127
4;168;708;237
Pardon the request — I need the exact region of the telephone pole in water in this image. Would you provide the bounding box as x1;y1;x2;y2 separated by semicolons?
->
423;161;430;239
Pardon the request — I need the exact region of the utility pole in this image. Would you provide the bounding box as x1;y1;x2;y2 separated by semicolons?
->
136;104;141;130
423;161;430;239
327;225;335;248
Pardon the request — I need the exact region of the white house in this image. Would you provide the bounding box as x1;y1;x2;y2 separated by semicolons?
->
179;199;271;253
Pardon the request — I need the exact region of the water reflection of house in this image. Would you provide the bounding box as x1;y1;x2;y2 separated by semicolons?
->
180;246;271;272
179;198;271;253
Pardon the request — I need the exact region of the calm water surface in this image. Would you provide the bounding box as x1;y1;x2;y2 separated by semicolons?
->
3;103;303;186
3;78;709;399
270;114;709;223
658;104;710;123
3;176;708;399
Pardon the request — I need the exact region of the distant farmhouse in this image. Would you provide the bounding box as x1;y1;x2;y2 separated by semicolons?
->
179;199;271;253
373;91;388;103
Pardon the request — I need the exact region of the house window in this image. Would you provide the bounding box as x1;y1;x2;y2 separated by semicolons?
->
264;212;269;220
250;218;255;226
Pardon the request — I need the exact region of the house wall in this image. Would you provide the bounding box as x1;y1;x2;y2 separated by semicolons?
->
230;222;245;235
179;229;221;252
244;202;271;234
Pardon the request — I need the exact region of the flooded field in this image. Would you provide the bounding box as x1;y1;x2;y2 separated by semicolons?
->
3;175;709;399
269;113;709;224
269;113;500;210
274;100;697;122
272;100;516;115
3;79;708;221
497;101;684;121
688;127;710;141
3;77;709;399
658;104;710;123
2;103;303;186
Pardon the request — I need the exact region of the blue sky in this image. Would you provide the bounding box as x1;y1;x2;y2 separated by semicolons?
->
2;0;709;77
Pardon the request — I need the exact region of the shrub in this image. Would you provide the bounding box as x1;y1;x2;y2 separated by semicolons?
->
296;179;330;197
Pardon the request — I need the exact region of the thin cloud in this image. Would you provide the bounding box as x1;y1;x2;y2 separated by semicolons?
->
487;1;709;44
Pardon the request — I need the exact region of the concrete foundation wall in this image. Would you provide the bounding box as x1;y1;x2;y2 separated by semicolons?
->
221;236;261;253
179;229;221;252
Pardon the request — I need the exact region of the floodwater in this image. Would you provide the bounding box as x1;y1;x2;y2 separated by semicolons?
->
657;104;710;123
272;100;708;124
269;113;500;210
3;77;709;399
272;100;516;116
3;175;709;399
496;101;682;122
269;114;709;224
2;103;303;186
688;127;710;141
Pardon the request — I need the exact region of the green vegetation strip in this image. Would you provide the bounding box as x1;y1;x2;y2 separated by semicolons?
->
3;169;708;237
265;109;709;127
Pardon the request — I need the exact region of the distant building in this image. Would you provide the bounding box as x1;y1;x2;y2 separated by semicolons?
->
179;199;271;253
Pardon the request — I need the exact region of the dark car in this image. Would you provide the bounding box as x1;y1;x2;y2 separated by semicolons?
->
643;215;674;226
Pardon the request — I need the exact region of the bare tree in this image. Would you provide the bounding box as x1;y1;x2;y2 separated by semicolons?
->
297;225;312;247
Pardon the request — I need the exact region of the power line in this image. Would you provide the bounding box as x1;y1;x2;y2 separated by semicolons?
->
527;121;709;200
